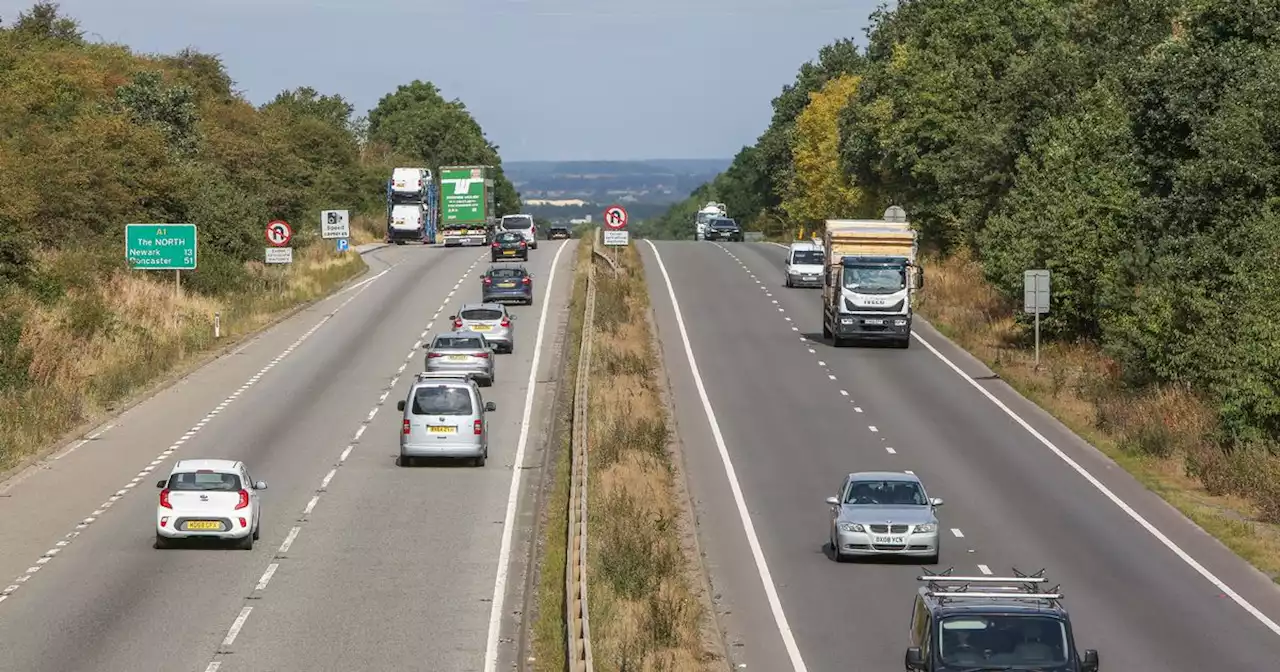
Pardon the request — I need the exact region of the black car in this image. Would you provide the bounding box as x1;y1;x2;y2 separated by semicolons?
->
704;218;743;242
548;225;572;240
490;231;529;261
481;264;534;305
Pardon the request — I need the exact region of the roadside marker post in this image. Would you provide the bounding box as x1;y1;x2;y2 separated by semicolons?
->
1023;269;1051;367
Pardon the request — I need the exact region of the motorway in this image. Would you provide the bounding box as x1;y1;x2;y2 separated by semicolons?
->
0;240;577;672
639;240;1280;672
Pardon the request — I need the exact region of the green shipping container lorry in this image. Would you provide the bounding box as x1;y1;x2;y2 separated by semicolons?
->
439;165;496;247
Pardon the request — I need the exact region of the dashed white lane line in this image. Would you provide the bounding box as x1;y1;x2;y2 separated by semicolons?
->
839;390;849;396
0;266;394;607
978;564;993;575
854;407;863;413
951;528;965;538
646;240;810;671
869;426;878;432
483;241;571;671
204;663;221;672
827;374;836;380
202;253;492;665
885;447;896;455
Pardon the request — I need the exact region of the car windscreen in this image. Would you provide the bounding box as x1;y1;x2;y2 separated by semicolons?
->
412;386;474;415
843;480;927;505
712;221;738;229
168;471;241;491
938;615;1068;666
496;232;522;242
434;336;485;350
791;250;824;265
488;268;525;279
460;308;504;320
501;218;533;230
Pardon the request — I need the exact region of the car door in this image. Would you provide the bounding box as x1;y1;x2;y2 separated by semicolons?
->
831;476;849;532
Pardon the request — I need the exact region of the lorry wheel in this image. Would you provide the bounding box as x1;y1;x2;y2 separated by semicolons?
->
896;337;911;349
395;240;405;245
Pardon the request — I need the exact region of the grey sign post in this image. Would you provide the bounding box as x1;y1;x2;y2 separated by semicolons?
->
1023;269;1051;366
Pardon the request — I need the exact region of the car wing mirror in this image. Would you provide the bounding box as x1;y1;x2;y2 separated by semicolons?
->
825;496;840;506
448;315;457;321
1081;649;1098;672
930;497;944;507
905;646;925;670
397;400;406;411
156;480;167;488
255;481;268;490
485;401;497;412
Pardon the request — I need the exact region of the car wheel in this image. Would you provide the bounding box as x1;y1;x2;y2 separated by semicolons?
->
395;240;405;246
785;276;792;288
237;534;254;551
154;533;171;550
473;452;486;467
252;522;260;540
399;455;414;467
924;552;939;565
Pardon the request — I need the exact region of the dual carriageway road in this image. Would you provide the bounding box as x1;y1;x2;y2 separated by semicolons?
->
3;236;1280;671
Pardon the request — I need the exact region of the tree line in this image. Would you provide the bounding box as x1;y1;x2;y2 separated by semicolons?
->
0;2;518;393
652;2;1280;457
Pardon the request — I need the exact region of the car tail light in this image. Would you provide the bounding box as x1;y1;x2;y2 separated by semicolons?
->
522;277;531;285
492;242;500;248
235;489;250;510
159;489;172;509
475;352;489;358
500;317;510;327
453;319;462;329
403;419;411;435
239;517;248;528
519;240;526;247
483;277;492;285
427;352;441;358
473;419;483;435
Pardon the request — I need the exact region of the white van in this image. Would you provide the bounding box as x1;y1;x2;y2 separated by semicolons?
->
390;167;430;202
388;203;426;244
784;241;825;288
499;214;537;250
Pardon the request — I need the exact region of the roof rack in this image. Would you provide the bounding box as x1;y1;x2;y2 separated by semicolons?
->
917;567;1063;606
414;371;476;381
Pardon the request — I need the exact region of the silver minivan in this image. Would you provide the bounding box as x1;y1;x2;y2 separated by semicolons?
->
397;373;496;467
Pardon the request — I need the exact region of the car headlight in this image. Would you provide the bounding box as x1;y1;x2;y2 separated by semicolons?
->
913;524;937;533
839;523;864;533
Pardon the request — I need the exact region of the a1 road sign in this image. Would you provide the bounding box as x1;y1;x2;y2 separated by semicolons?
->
126;224;197;270
604;205;628;230
266;220;293;247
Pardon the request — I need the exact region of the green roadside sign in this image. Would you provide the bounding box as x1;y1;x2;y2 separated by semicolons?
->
126;223;197;270
440;167;487;224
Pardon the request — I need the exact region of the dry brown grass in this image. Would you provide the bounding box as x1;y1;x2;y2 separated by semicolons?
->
349;213;385;246
0;241;366;472
585;242;722;671
917;249;1280;580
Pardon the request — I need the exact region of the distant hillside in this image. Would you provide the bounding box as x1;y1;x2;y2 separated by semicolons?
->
506;159;731;217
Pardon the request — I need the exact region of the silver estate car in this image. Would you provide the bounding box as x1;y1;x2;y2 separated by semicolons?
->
451;303;517;354
424;331;495;386
397;373;496;467
826;471;943;563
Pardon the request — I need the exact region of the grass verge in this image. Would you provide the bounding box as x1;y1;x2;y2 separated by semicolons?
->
917;249;1280;581
529;239;593;672
0;241;367;473
585;242;722;671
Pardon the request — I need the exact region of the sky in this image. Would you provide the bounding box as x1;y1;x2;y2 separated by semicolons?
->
2;0;884;162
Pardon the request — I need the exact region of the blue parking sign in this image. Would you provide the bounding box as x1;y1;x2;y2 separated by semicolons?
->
336;238;349;252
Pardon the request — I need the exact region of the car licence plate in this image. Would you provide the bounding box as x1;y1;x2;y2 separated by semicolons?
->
428;426;456;433
503;250;515;255
447;355;468;361
498;282;516;288
472;325;491;331
873;535;904;544
864;319;884;325
186;520;221;530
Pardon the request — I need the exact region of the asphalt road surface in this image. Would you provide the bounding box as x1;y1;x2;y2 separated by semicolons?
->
0;239;577;672
640;240;1280;672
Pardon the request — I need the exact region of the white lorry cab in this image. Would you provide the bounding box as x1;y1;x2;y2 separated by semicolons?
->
388;203;427;245
784;241;825;288
694;202;727;240
390;167;431;202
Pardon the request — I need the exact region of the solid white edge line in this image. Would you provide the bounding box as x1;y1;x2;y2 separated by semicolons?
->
644;240;809;671
482;240;570;672
911;330;1280;636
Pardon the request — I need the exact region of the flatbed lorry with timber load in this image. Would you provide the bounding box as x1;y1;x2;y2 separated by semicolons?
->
439;165;496;247
821;218;923;349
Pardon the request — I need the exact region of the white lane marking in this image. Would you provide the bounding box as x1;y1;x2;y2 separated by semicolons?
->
302;495;319;516
0;268;392;607
827;374;836;380
254;563;279;590
483;240;570;672
339;445;354;463
951;528;964;538
353;425;366;441
204;663;221;672
221;606;253;647
854;407;863;413
869;426;878;433
319;468;336;490
278;526;301;553
885;447;897;455
912;331;1280;636
644;240;809;671
807;348;816;354
839;390;849;396
978;564;993;575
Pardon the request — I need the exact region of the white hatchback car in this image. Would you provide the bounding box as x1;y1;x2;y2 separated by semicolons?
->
155;459;267;550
